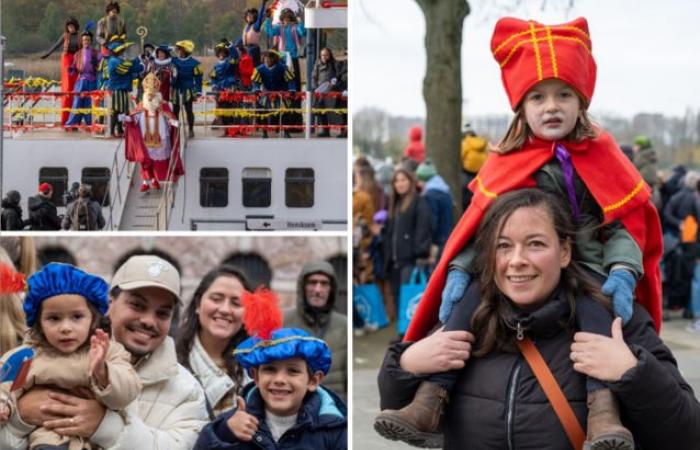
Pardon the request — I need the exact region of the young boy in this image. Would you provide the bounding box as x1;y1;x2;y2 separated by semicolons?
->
193;326;347;449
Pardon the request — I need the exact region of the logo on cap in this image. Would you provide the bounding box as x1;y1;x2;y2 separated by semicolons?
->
148;261;167;278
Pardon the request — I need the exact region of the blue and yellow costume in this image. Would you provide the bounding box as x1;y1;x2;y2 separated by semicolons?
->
106;40;143;136
171;40;202;137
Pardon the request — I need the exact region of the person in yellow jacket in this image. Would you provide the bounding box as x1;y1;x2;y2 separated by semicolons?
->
459;125;487;210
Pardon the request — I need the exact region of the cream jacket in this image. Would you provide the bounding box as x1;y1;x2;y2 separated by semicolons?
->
0;337;208;450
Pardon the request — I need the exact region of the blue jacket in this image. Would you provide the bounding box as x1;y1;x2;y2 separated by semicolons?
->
264;20;306;58
107;56;143;91
194;383;347;450
422;175;453;247
210;57;239;91
172;56;203;94
251;62;295;92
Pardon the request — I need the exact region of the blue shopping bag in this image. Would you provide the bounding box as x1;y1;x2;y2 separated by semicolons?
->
397;267;428;334
353;283;389;329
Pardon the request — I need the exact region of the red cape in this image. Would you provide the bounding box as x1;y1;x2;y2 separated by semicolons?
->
125;104;185;182
404;131;663;341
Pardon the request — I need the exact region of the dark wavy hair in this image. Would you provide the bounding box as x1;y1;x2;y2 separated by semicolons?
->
106;1;120;14
245;7;259;23
175;265;251;394
65;17;80;33
470;188;611;356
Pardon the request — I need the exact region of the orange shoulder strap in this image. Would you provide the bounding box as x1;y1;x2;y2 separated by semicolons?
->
516;337;586;450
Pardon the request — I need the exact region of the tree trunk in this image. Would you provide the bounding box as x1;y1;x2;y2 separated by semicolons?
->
415;0;470;219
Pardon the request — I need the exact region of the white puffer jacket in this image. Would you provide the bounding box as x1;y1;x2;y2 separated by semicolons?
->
0;337;209;450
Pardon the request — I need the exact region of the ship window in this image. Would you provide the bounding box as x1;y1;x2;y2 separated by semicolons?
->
200;168;229;207
285;168;314;208
242;168;271;208
39;167;68;206
82;168;111;206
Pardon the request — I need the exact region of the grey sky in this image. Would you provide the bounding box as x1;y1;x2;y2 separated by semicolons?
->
353;0;700;119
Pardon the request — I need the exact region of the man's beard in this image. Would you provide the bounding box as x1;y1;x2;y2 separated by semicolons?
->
143;96;161;113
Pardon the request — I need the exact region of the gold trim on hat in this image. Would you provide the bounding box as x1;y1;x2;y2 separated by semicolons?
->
528;22;543;81
233;335;326;355
545;26;559;78
493;24;590;56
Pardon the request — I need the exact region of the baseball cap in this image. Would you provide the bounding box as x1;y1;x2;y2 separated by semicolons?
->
111;255;181;302
38;182;53;194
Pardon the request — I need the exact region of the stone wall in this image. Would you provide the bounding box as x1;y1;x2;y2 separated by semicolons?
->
30;236;347;310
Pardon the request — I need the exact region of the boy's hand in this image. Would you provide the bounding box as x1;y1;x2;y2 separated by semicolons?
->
0;401;10;424
227;397;259;441
89;329;110;388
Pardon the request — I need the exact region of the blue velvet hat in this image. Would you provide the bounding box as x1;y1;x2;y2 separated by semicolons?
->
24;263;109;327
234;327;332;376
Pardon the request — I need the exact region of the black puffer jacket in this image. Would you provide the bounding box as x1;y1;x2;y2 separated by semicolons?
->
27;195;61;231
382;195;433;274
378;295;700;450
1;193;24;230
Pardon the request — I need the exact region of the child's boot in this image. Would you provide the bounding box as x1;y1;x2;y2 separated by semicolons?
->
585;388;634;450
373;381;447;448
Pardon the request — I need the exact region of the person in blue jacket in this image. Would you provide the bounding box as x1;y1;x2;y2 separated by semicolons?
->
106;39;143;137
210;42;239;137
416;159;454;263
264;7;305;92
172;40;203;138
251;50;295;138
193;290;346;450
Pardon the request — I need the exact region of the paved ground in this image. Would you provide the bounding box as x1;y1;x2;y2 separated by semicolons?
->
352;313;700;448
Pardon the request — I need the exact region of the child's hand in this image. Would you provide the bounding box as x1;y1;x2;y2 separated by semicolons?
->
439;270;471;324
89;329;110;388
601;269;636;324
227;397;259;442
0;401;10;424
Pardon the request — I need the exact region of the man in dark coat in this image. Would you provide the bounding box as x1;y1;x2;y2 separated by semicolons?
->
283;261;347;399
416;160;453;262
27;183;62;231
1;191;25;230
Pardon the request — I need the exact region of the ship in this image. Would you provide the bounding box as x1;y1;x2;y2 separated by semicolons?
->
0;2;348;232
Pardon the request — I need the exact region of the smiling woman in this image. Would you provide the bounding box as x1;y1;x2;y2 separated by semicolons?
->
175;265;252;419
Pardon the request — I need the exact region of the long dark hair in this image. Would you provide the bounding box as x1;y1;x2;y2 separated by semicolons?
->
175;265;251;394
470;189;610;356
388;167;417;218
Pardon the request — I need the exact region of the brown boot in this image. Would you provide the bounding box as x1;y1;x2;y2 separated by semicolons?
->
374;381;446;448
584;388;634;450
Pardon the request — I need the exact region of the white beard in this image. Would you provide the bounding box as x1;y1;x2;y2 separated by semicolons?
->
143;93;162;114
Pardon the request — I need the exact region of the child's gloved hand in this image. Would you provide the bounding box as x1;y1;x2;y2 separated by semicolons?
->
601;269;636;324
439;270;471;324
227;397;259;442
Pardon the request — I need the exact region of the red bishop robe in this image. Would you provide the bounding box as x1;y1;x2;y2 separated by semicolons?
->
125;103;185;182
404;131;663;341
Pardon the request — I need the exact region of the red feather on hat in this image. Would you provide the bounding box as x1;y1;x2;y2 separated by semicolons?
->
0;263;27;294
241;287;283;340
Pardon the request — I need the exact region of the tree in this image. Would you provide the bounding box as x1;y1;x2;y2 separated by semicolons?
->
414;0;470;216
38;3;63;44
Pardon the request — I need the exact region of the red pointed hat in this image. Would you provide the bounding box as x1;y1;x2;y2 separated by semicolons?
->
491;17;596;110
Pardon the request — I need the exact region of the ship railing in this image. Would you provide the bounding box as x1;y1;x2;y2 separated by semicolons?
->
104;137;129;231
2;88;348;138
2;87;112;137
155;92;186;230
194;90;347;138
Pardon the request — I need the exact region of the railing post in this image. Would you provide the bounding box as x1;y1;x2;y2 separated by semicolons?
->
305;91;312;139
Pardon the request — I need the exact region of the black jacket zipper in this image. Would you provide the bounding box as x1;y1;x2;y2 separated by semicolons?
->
506;360;523;450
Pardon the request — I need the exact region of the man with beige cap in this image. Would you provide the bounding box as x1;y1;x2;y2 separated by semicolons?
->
0;255;208;450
